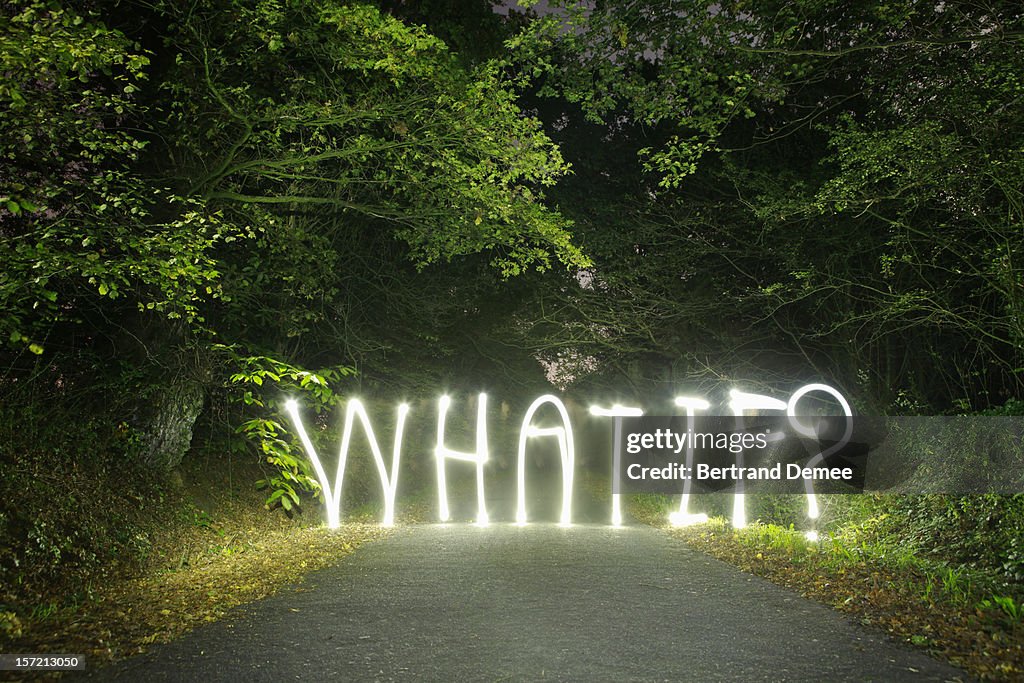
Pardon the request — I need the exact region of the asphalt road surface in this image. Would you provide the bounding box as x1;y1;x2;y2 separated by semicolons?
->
85;473;969;682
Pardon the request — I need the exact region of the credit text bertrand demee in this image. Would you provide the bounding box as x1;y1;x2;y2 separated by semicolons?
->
626;462;854;482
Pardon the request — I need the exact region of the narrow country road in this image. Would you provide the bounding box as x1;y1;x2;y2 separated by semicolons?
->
86;487;969;682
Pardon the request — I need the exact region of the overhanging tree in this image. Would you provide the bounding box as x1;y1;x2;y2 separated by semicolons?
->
1;0;590;479
507;0;1024;411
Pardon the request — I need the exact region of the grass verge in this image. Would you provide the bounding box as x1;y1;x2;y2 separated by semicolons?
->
622;490;1024;681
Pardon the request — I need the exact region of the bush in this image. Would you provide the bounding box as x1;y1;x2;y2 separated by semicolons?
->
871;494;1024;581
0;399;163;609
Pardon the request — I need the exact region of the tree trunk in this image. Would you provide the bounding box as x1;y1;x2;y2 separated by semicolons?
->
114;309;209;472
141;375;205;470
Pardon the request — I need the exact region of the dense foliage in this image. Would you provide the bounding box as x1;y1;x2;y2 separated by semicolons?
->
1;0;1022;630
507;0;1024;412
0;0;581;598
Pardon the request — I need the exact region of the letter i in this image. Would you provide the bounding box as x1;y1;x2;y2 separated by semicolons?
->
670;397;709;527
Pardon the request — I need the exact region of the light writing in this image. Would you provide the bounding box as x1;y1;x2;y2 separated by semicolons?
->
436;393;489;526
589;404;644;527
787;383;854;539
727;390;789;529
517;395;575;526
283;384;851;534
668;397;710;527
285;398;408;529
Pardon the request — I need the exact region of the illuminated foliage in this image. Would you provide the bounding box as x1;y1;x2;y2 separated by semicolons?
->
0;0;588;498
0;1;233;351
155;0;586;276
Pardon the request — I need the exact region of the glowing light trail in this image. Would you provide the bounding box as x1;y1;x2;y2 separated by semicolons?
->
589;404;644;526
436;394;490;526
281;383;852;534
727;390;788;529
669;396;710;527
285;398;408;529
786;383;853;524
517;395;575;526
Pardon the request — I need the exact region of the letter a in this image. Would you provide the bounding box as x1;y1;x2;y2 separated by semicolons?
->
517;395;575;526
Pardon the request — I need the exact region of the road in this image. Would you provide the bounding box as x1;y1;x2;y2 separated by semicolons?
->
86;473;968;682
